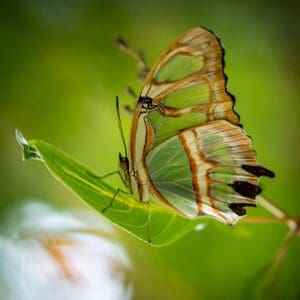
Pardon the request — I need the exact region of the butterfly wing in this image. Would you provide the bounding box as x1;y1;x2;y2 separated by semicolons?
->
146;120;274;224
140;27;239;147
128;27;274;222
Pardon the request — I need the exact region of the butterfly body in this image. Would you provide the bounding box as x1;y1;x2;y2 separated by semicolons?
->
121;27;274;225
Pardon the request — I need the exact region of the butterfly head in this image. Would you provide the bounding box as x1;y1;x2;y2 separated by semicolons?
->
139;96;155;112
118;152;129;186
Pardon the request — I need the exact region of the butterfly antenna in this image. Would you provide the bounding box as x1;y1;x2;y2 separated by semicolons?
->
116;96;128;158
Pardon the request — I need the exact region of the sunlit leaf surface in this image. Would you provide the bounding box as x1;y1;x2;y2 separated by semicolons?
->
16;131;205;246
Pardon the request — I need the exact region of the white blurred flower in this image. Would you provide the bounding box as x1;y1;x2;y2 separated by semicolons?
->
0;200;132;300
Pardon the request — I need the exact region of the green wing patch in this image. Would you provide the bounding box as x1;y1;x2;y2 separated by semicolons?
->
155;55;203;83
146;135;198;217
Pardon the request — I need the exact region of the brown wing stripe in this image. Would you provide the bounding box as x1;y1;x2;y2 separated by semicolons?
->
178;133;203;214
192;129;228;221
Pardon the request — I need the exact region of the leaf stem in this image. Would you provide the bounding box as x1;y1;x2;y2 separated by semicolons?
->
274;227;298;267
243;195;300;233
242;194;299;278
240;195;300;236
256;195;286;218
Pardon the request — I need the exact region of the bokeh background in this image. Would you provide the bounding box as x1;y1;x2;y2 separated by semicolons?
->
0;0;299;299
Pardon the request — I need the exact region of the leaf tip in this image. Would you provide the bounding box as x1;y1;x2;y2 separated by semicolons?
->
15;130;41;161
16;129;28;147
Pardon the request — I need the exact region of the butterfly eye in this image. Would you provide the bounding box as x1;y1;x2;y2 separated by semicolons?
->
139;96;155;110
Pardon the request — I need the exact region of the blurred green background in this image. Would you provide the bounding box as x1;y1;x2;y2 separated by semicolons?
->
1;0;299;299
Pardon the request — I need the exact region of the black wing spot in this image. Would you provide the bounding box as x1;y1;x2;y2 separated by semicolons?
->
228;181;261;199
242;165;275;178
229;203;256;216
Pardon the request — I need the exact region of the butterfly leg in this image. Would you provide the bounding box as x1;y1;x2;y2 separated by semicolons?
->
88;170;130;192
146;201;152;243
115;37;150;80
86;170;122;182
123;86;138;115
102;188;131;213
89;170;119;179
126;86;137;100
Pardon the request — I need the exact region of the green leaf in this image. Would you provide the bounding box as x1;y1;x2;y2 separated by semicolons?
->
16;131;206;246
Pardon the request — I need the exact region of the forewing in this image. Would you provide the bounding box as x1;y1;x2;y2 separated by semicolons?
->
141;27;239;148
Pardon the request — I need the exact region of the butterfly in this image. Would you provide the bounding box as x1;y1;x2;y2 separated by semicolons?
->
108;27;274;227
